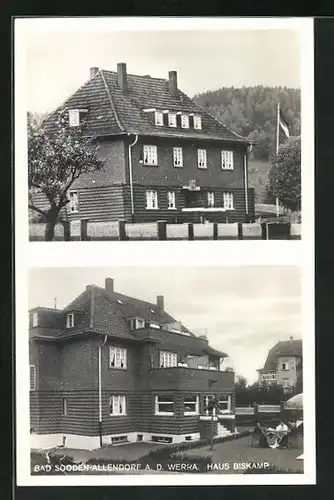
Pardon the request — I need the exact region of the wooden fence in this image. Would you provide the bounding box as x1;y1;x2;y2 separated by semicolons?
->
29;220;302;241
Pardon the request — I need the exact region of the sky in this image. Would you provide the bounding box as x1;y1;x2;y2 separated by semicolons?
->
23;25;301;114
29;266;301;384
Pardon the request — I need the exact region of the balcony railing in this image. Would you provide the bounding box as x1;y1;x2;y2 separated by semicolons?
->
149;366;234;391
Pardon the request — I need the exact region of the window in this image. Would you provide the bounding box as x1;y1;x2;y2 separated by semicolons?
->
181;114;189;128
221;151;234;170
168;113;177;127
69;191;79;213
110;347;127;369
223;192;234;210
146;190;159;210
282;362;289;371
197;149;207;169
149;322;160;329
207;192;215;208
159;351;177;368
218;395;231;414
193;115;202;130
155;395;174;415
30;365;36;391
128;318;145;330
173;147;183;167
62;397;68;416
32;312;38;327
143;145;158;166
66;313;74;328
184;395;199;415
68;109;80;127
168;191;176;210
155;111;164;126
203;395;214;416
110;395;127;416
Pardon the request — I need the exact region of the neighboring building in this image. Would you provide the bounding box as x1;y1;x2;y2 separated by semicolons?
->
29;278;235;450
31;63;254;224
257;337;302;391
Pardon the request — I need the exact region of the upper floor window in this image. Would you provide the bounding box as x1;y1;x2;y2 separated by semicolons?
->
143;145;158;166
193;115;202;130
223;192;234;210
184;395;199;415
173;147;183;167
146;190;159;210
68;109;80;127
155;111;164;126
110;346;127;369
218;395;231;414
160;351;177;368
128;317;145;330
69;191;79;213
281;362;289;371
32;312;38;327
30;365;36;391
181;114;189;128
197;149;207;169
66;313;74;328
168;191;176;210
168;113;177;127
110;395;127;416
221;151;234;170
155;395;174;415
207;192;215;208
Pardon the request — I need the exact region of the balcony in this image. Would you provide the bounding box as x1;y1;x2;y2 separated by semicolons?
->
148;366;234;391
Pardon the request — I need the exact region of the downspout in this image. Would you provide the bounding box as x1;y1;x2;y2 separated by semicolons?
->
98;334;108;447
128;134;138;223
244;144;253;221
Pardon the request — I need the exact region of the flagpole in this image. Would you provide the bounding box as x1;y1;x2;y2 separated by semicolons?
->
275;101;280;217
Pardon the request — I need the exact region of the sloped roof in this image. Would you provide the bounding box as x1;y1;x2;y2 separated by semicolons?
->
42;68;249;143
258;339;302;372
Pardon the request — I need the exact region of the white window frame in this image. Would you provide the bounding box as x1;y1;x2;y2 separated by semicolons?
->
30;365;36;391
223;192;234;210
110;346;127;369
143;145;158;166
66;313;74;328
32;312;38;327
145;190;159;210
184;395;199;416
68;109;80;127
155;395;174;416
221;151;234;170
193;115;202;130
168;191;176;210
282;362;289;371
69;191;79;213
173;147;183;167
168;113;177;127
155;111;164;126
62;397;68;416
197;149;207;169
207;192;215;208
218;395;231;414
181;114;189;128
159;351;177;368
204;395;214;416
110;395;127;416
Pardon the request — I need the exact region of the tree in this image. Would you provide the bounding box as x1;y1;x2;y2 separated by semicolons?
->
28;109;105;241
266;136;301;212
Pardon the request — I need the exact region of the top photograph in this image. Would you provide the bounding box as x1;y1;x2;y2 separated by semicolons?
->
19;18;308;241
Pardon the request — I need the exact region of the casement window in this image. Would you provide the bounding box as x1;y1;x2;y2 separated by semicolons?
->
281;362;289;371
29;365;36;391
203;395;214;416
68;109;80;127
62;397;68;416
207;192;215;208
181;114;189;128
218;395;231;414
223;192;234;210
69;191;79;213
221;151;234;170
128;317;145;330
143;145;158;166
184;395;199;415
168;191;176;210
145;190;159;210
66;313;74;328
32;312;38;327
197;149;207;169
159;351;177;368
155;111;164;126
110;395;127;416
168;113;177;127
155;395;174;415
193;115;202;130
173;147;183;167
110;347;127;369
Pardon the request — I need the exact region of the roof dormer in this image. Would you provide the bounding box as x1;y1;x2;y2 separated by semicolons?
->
66;312;75;328
68;108;88;127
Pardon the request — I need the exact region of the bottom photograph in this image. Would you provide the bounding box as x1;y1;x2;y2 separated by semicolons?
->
28;266;304;476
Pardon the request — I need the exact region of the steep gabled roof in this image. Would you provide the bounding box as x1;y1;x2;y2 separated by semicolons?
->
42;68;249;143
258;339;302;372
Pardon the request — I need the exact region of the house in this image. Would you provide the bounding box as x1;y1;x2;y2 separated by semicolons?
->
29;277;236;450
31;63;255;224
257;337;302;391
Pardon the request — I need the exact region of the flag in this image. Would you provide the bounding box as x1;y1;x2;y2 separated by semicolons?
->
279;109;290;138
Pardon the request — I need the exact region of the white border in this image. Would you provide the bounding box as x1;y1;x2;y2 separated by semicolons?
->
15;17;315;486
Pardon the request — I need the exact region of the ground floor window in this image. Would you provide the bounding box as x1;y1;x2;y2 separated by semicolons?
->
223;192;234;210
203;395;215;415
168;191;176;209
110;395;127;416
218;395;231;414
146;190;159;209
155;395;174;415
207;191;215;208
183;395;199;415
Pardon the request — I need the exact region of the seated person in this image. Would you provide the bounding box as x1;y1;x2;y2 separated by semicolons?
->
276;421;289;432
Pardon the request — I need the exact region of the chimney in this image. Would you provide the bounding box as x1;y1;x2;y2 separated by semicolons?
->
117;62;128;92
90;67;99;79
156;295;164;311
168;70;178;96
105;278;114;293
